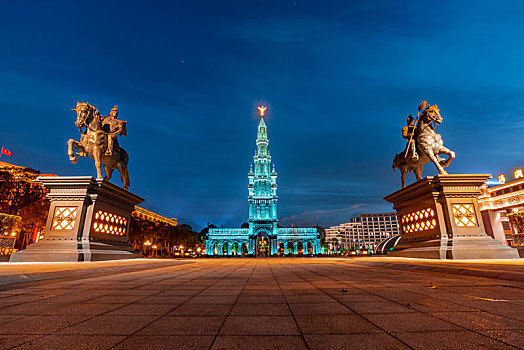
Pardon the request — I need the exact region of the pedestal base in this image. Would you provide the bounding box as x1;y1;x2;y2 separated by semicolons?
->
388;236;519;259
10;240;141;262
10;176;144;262
384;174;519;260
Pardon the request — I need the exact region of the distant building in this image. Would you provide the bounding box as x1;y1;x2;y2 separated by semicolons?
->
205;111;321;256
133;206;177;227
478;175;524;253
326;213;400;253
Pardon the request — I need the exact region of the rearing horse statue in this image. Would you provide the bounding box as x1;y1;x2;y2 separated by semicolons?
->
67;102;131;190
392;104;455;188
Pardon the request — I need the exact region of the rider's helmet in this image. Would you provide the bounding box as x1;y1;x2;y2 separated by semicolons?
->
110;105;119;118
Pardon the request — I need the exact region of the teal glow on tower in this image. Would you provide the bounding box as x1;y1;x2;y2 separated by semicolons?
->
205;106;321;257
248;116;278;237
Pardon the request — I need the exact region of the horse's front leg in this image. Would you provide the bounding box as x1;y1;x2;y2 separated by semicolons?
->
425;147;447;174
67;139;81;164
92;149;104;179
438;146;455;168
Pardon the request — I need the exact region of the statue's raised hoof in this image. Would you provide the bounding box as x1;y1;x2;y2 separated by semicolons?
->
69;156;78;164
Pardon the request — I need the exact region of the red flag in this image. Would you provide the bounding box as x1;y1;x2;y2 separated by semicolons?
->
1;147;13;156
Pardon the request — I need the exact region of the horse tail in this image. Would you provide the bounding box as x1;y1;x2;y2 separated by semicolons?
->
120;148;129;166
392;154;398;172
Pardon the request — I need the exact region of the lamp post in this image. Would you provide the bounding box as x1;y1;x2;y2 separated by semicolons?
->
143;240;152;256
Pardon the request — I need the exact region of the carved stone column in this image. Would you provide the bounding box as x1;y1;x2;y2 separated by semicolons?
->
384;174;519;259
10;176;144;262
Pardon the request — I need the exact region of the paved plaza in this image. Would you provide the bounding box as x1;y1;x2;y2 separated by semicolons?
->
0;258;523;349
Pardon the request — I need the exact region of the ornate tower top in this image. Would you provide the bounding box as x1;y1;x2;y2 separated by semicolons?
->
257;116;267;140
248;105;278;228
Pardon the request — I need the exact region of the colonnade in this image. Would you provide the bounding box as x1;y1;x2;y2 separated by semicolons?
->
205;238;321;256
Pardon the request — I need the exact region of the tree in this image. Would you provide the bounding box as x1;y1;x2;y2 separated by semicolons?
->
0;166;49;251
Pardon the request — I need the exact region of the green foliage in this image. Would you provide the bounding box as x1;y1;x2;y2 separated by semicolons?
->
129;216;202;256
507;212;524;233
0;168;49;250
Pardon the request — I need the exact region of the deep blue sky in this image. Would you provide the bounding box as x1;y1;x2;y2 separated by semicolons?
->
1;1;524;229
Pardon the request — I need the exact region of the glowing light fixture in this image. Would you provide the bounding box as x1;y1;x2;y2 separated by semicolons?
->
257;106;267;116
514;169;524;179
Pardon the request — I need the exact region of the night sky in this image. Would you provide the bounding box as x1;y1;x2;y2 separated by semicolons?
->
1;1;524;230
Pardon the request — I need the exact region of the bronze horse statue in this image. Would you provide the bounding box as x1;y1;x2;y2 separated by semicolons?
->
67;102;130;190
393;104;455;188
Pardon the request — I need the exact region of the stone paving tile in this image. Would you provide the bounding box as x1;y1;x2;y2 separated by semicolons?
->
212;335;307;349
0;335;39;349
134;295;191;304
104;303;175;316
361;312;463;333
335;293;387;303
304;333;409;350
114;335;214;350
219;315;300;335
289;302;353;315
83;295;145;304
185;295;238;304
392;330;514;350
137;316;225;335
230;302;291;316
285;294;338;304
0;315;92;335
342;300;416;314
295;314;382;334
429;311;524;331
55;315;157;335
48;303;127;316
168;303;233;316
478;329;524;348
236;294;286;304
14;334;126;350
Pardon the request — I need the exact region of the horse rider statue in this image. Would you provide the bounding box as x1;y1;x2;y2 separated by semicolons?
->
392;101;455;188
68;102;131;190
102;105;127;156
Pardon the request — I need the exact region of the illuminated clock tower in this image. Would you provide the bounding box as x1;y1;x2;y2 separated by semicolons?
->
248;108;278;242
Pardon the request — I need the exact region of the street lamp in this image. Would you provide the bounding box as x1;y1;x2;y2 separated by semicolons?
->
143;241;152;256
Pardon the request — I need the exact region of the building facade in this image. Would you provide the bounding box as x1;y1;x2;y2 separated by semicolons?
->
205;111;321;256
478;173;524;253
325;213;399;253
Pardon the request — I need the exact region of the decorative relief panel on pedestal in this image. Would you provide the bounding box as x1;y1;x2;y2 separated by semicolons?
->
51;207;78;230
401;208;436;233
452;204;477;227
92;211;127;235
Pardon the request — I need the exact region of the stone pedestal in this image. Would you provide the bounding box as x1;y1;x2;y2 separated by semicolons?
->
384;174;519;259
10;176;144;262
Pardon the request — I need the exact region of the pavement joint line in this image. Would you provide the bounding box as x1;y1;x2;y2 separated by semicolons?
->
12;262;225;348
277;260;415;349
207;259;257;349
109;261;249;349
267;260;311;350
297;261;523;349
